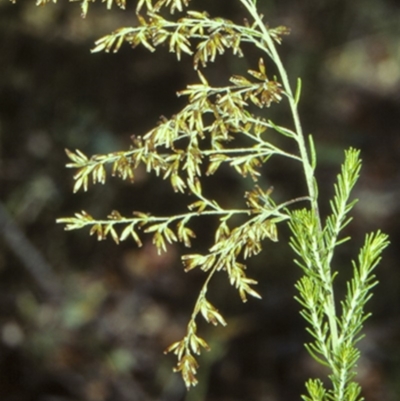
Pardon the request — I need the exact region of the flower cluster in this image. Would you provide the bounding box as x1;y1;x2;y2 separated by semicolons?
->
13;0;390;396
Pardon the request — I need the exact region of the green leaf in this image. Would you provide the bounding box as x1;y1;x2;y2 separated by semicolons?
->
295;77;302;105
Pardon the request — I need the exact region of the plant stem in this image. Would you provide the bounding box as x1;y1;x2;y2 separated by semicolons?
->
241;1;318;217
241;0;339;350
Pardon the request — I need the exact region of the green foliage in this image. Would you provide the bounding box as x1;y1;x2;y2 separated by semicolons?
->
14;0;389;397
290;149;389;400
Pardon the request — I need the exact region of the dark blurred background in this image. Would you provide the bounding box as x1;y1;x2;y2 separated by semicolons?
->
1;1;400;400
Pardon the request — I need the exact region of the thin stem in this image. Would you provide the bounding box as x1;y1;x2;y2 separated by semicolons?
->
240;0;339;350
241;1;318;213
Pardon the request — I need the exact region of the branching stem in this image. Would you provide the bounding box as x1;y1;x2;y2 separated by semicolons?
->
240;0;339;351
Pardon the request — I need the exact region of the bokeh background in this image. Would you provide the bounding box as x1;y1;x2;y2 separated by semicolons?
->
1;1;400;400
